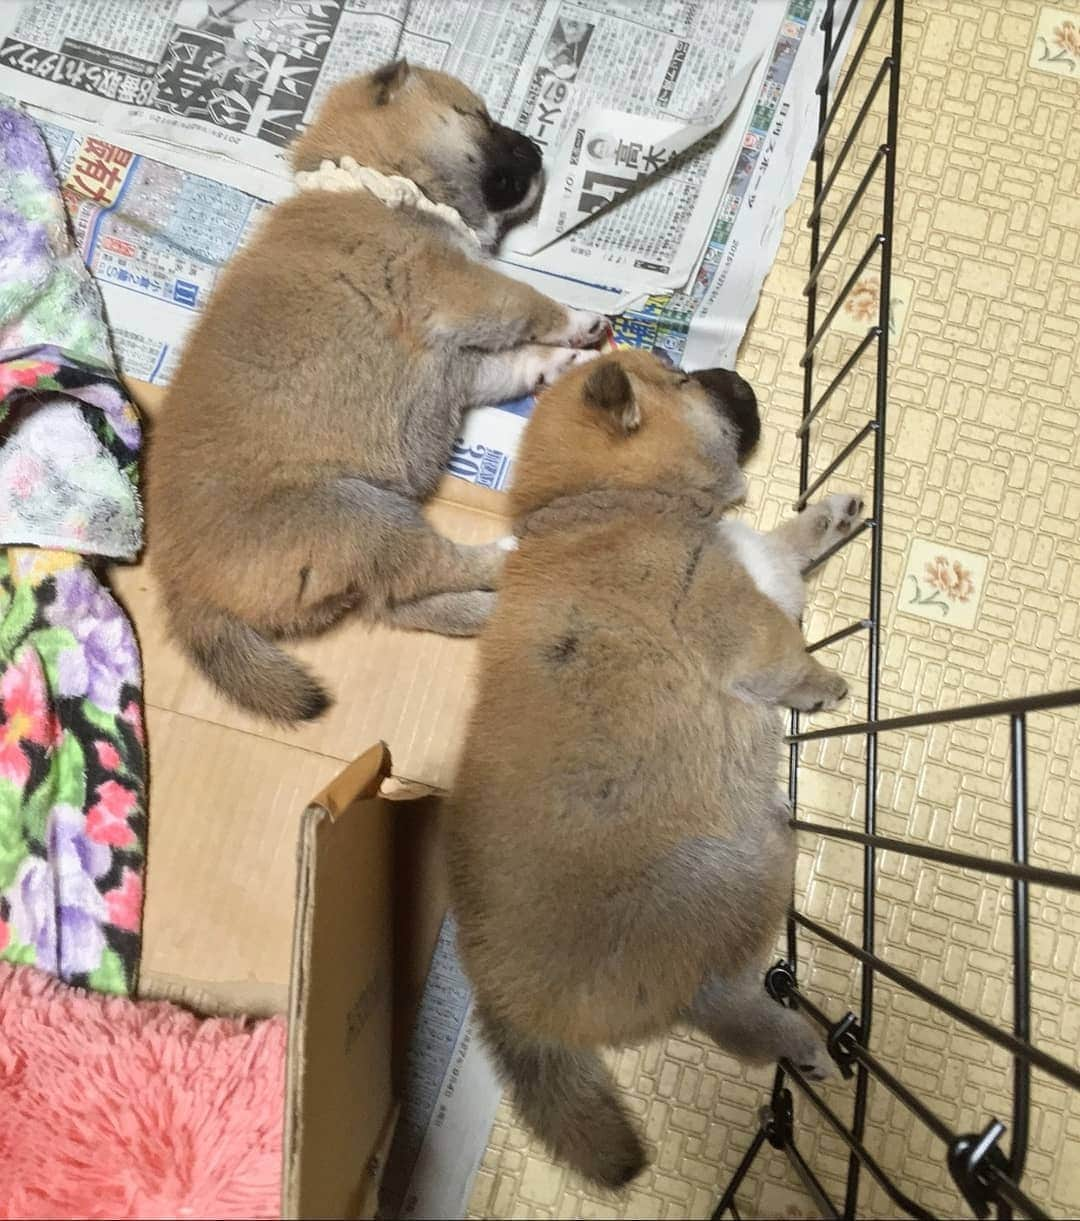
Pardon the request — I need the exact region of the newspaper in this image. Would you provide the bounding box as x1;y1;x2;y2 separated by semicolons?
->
616;0;862;372
0;0;859;497
492;0;787;310
468;0;861;491
0;0;781;311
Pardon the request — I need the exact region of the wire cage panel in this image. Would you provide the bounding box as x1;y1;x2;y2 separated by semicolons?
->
711;2;1080;1218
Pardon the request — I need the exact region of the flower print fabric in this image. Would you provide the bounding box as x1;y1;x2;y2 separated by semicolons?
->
1;103;141;559
0;107;146;995
0;552;146;993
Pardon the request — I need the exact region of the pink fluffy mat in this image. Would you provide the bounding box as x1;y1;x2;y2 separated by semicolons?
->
0;963;285;1219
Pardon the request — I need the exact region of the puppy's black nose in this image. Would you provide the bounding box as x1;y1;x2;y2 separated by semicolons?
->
692;367;760;461
510;133;542;173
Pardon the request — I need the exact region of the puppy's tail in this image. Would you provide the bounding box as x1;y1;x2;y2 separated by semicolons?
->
172;601;330;724
479;1008;646;1189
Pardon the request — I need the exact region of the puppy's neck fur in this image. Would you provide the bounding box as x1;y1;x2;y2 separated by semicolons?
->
293;155;492;253
516;485;719;539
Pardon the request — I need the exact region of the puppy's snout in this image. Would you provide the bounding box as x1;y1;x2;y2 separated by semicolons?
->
692;367;760;462
505;127;543;171
482;124;544;214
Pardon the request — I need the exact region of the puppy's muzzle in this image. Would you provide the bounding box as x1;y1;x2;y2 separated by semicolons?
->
482;124;544;214
692;368;760;461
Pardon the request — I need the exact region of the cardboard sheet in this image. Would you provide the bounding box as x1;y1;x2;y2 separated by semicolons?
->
139;706;342;1015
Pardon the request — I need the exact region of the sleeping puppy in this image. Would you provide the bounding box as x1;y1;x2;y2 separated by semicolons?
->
445;350;862;1189
148;61;606;724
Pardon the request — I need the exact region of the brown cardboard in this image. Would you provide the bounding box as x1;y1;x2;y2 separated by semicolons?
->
284;741;395;1219
139;707;343;1015
125;378;484;1216
283;744;449;1218
142;711;447;1217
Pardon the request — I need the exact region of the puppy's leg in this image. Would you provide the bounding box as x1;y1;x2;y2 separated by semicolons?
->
386;528;505;602
471;344;601;402
535;305;610;349
212;478;502;631
383;590;496;636
688;963;834;1081
770;491;865;572
427;260;607;352
732;612;848;712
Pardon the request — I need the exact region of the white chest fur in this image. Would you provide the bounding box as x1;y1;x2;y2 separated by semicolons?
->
716;520;806;621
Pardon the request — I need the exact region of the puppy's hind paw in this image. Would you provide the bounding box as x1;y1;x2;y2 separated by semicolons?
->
789;671;849;714
792;1045;837;1083
785;1023;837;1083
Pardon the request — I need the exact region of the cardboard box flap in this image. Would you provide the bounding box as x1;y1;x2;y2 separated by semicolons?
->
284;742;397;1220
314;740;393;819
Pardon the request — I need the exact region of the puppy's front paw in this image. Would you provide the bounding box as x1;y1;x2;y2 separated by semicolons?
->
808;491;866;554
545;307;609;349
526;344;600;391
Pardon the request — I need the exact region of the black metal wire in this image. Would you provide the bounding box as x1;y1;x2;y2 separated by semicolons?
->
844;5;900;1207
815;0;861;94
711;2;1080;1217
1004;714;1032;1219
789;686;1080;744
805;141;888;291
800;238;885;365
794;911;1080;1095
811;0;890;156
773;976;1052;1221
796;324;878;435
783;1061;934;1221
806;618;872;654
786;1136;843;1220
795;418;877;507
807;57;892;226
711;1127;767;1220
789;819;1080;893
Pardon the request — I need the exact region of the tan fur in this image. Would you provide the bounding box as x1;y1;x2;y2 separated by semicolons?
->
147;63;605;723
445;350;857;1187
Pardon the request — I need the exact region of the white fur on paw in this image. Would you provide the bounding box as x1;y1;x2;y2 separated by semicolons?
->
557;307;609;349
496;535;519;552
812;491;866;551
528;345;599;391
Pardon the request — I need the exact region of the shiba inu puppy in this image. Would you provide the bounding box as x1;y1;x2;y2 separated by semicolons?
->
148;61;605;722
445;350;862;1187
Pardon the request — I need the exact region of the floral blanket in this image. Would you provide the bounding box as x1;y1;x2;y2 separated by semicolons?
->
0;106;146;994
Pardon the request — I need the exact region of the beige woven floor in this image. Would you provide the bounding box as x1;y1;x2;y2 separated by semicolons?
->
466;1;1080;1216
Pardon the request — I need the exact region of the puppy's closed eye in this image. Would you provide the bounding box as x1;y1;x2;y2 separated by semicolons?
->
453;104;491;125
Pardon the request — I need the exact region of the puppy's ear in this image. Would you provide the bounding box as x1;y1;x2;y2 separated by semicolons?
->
371;59;410;106
583;360;640;435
